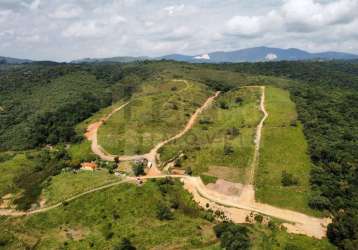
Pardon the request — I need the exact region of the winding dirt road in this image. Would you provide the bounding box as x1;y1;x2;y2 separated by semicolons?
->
0;84;330;240
86;85;220;174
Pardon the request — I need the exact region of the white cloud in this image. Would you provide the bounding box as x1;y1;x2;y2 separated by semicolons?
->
0;0;357;61
226;0;358;35
163;4;185;16
62;15;126;38
265;53;277;61
194;53;210;60
226;16;262;36
50;4;83;19
23;0;41;11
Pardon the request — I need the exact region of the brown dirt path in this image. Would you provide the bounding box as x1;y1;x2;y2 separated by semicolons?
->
0;180;130;217
87;87;220;174
0;85;330;240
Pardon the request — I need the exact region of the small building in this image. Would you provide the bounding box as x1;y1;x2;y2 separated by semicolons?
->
80;162;97;171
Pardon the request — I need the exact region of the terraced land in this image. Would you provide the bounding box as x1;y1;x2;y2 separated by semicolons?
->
255;87;318;216
98;80;213;155
159;87;262;183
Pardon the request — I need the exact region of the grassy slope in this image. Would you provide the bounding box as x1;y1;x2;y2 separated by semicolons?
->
1;180;334;250
42;170;118;206
2;181;218;250
255;87;318;216
250;224;335;250
98;79;212;155
159;87;261;183
0;153;35;198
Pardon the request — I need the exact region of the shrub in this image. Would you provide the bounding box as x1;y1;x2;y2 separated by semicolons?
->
114;238;136;250
308;194;330;210
132;163;145;176
156;203;174;220
224;144;234;155
214;222;250;250
226;127;240;137
219;101;229;109
235;97;243;104
281;171;299;186
254;214;263;223
186;167;192;175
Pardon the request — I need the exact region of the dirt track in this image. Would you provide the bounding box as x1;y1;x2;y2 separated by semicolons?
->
0;84;330;239
86;84;220;173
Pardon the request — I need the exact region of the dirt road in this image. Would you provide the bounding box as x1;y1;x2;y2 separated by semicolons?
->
181;176;330;239
86;88;220;173
0;174;329;239
0;84;330;240
0;180;131;217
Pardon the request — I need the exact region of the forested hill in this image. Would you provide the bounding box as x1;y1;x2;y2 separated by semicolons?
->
0;63;151;150
212;60;358;250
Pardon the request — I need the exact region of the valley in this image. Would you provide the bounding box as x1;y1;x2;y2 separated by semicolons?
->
0;60;356;249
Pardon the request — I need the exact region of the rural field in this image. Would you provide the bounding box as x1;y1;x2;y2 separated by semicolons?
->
1;59;355;250
0;179;334;250
159;87;261;183
98;79;212;155
255;87;319;216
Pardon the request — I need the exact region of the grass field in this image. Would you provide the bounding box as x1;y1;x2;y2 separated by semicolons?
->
67;140;96;163
98;79;212;155
1;180;219;250
41;170;118;206
159;87;261;183
1;179;334;250
255;87;319;216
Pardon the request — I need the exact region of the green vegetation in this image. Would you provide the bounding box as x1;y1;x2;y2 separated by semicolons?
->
213;221;335;250
214;223;251;250
256;87;318;216
98;79;212;155
42;170;118;205
159;87;261;183
0;60;357;249
220;61;358;249
67;140;96;163
132;162;145;176
1;180;218;250
0;152;35;198
249;223;335;250
12;147;74;210
200;175;218;185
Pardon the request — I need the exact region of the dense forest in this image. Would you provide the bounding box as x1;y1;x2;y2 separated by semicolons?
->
0;63;150;150
215;61;358;250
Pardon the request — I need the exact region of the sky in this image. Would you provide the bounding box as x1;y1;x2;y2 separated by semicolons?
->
0;0;358;61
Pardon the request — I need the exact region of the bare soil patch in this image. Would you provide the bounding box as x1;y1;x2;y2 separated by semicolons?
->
205;165;243;183
206;179;243;196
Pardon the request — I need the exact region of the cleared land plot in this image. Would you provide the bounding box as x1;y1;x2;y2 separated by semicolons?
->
255;87;319;216
159;88;261;183
98;80;212;155
41;170;118;206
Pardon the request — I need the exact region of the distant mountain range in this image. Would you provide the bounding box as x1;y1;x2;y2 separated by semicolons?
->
0;56;32;64
71;56;150;64
2;47;358;64
159;47;358;63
